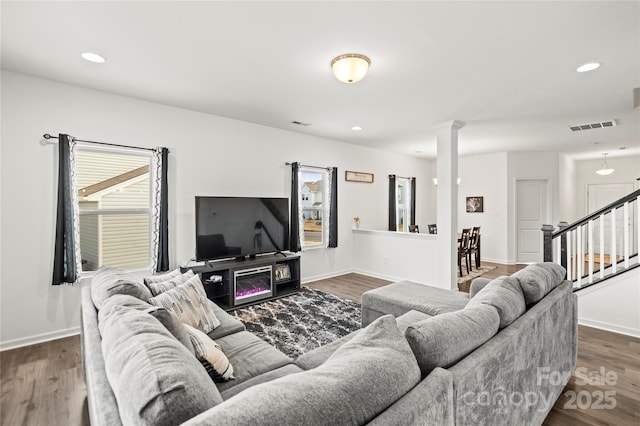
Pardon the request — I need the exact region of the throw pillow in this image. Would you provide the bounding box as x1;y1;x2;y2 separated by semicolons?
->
404;304;500;376
513;262;566;305
146;270;195;296
99;294;195;354
149;274;221;334
98;304;222;425
91;267;152;310
469;277;492;298
465;276;526;328
144;268;182;285
187;315;421;425
183;324;235;382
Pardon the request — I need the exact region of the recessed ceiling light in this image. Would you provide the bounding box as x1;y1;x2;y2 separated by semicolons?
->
576;62;600;73
351;126;363;131
81;52;106;63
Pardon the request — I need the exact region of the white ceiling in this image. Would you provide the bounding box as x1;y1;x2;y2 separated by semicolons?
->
2;1;639;160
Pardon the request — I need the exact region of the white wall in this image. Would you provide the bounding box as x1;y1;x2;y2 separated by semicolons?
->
351;229;441;287
457;152;509;263
0;71;433;348
573;155;640;220
577;269;640;337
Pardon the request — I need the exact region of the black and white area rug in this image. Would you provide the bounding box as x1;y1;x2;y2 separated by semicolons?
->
231;287;361;359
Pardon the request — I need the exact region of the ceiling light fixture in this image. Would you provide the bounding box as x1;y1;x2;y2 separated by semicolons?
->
81;52;106;63
576;62;600;73
331;53;370;84
351;126;363;131
595;153;615;176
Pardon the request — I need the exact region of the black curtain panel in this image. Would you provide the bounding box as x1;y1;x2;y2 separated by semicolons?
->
155;147;170;272
388;174;397;231
52;134;80;285
328;167;338;248
289;162;301;252
410;177;416;226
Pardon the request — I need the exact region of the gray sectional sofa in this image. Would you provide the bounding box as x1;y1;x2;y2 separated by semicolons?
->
81;262;576;425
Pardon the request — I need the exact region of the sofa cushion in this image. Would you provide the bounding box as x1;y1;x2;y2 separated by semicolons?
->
149;274;221;334
98;304;222;426
184;324;235;382
186;315;421;426
465;276;526;328
146;270;195;296
404;304;500;376
214;331;293;393
206;301;246;340
513;262;566;305
220;364;304;400
469;277;492;298
91;267;152;309
100;294;194;354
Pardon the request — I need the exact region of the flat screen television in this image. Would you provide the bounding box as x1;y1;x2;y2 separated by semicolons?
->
195;196;290;262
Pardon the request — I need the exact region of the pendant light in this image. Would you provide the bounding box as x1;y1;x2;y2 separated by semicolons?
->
595;153;615;176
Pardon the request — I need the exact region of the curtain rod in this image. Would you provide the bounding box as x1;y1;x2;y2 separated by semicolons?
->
41;133;161;153
285;162;332;171
390;174;415;180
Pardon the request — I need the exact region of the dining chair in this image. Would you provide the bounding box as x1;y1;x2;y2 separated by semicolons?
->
468;226;481;269
457;228;471;277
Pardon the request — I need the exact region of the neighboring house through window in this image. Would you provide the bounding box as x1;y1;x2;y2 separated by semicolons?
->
76;147;152;271
300;168;328;248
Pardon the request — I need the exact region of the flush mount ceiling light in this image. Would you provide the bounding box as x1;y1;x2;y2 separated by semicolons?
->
351;126;363;131
576;62;600;73
595;153;615;176
81;52;106;63
331;53;370;84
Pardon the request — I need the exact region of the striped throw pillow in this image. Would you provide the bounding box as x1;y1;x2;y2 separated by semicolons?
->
149;275;221;333
184;324;235;382
146;270;195;296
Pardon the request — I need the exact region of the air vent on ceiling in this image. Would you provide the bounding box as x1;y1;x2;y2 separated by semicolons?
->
569;120;617;132
291;120;312;127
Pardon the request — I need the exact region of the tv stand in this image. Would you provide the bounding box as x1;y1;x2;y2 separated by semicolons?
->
181;253;300;311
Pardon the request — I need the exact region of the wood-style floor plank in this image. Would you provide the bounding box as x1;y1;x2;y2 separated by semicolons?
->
1;268;637;426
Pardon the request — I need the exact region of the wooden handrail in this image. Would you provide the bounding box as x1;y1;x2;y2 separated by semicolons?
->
552;189;640;237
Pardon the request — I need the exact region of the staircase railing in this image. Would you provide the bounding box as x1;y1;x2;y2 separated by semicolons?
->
543;189;640;291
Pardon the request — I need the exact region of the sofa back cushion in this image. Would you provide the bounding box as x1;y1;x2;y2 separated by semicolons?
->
465;276;526;328
98;303;222;425
91;267;152;309
99;294;195;354
185;315;421;425
513;262;566;305
404;304;500;376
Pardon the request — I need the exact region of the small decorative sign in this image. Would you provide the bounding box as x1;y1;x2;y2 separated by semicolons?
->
345;170;374;183
274;264;291;282
466;196;484;213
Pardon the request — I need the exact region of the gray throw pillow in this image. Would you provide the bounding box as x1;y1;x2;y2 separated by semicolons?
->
91;267;152;309
513;262;566;305
144;268;182;285
98;304;222;425
465;276;526;328
186;315;421;425
100;294;195;354
149;275;221;334
404;304;500;376
469;277;492;298
146;270;195;296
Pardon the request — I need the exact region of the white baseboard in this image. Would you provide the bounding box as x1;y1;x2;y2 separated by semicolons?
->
301;269;355;284
351;269;405;283
0;326;80;352
578;318;640;338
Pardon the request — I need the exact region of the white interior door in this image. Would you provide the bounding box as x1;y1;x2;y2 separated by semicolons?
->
587;183;635;256
517;180;548;263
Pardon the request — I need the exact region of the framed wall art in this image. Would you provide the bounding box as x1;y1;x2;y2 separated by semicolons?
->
466;196;484;213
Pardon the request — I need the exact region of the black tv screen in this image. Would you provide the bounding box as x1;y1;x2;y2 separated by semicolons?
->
195;196;290;261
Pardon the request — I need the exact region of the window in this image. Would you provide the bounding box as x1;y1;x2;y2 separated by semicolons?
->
300;168;329;248
76;147;152;271
396;177;412;232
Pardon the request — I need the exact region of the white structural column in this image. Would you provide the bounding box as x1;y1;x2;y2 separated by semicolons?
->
435;120;465;290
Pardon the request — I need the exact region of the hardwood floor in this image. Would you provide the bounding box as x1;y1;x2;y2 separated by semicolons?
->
2;266;637;425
